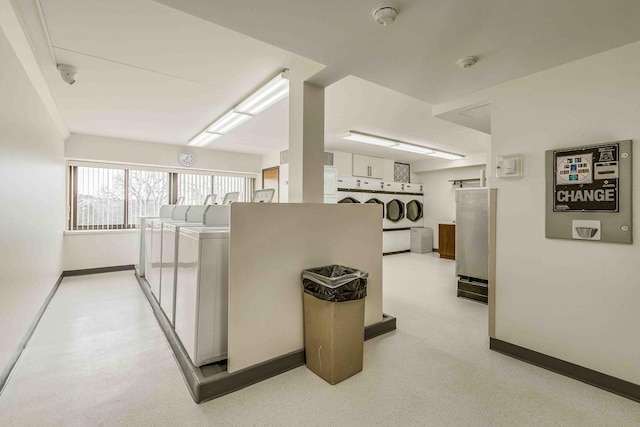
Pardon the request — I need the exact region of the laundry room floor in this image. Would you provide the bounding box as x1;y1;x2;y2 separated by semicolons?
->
0;253;638;426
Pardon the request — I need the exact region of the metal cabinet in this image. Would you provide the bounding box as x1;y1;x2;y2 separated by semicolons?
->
353;154;384;178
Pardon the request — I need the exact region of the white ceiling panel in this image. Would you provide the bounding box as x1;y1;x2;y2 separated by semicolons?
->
50;47;233;144
157;0;640;103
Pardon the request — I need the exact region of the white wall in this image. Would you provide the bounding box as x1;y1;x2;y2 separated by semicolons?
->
0;30;65;377
66;133;263;174
418;165;486;247
63;231;139;271
489;40;640;384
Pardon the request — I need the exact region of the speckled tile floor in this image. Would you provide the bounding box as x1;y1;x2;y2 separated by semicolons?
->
0;253;638;426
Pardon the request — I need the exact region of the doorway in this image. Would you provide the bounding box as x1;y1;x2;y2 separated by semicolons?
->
262;167;279;203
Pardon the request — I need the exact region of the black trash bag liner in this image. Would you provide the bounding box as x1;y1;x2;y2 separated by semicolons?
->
302;265;368;302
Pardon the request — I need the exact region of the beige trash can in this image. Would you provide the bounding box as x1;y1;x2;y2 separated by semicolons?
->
302;265;368;385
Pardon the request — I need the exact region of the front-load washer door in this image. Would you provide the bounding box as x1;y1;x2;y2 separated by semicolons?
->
338;196;360;203
365;198;384;218
386;199;405;222
406;200;424;222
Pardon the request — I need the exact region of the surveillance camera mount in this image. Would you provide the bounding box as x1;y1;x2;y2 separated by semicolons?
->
57;64;78;85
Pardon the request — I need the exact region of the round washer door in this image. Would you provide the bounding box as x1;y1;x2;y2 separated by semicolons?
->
365;198;384;218
338;197;360;203
386;199;405;222
406;200;423;222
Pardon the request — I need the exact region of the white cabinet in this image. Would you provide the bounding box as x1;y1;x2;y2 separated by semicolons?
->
353;154;384;178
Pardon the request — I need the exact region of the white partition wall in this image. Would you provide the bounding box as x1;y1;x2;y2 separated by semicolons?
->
228;203;383;373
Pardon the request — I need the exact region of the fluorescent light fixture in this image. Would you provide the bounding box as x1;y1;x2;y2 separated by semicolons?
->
392;143;434;155
206;110;252;134
342;130;464;160
188;70;289;147
235;73;289;115
342;131;398;147
428;151;465;160
188;132;222;147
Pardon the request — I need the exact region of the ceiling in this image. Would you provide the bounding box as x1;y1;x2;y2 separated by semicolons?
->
18;0;640;163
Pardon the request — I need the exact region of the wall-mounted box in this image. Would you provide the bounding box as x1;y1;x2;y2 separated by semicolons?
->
545;140;632;244
496;154;523;178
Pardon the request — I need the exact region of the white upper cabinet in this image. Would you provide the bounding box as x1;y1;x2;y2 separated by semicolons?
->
352;154;384;178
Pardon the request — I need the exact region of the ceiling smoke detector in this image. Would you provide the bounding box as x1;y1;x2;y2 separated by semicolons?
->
457;57;478;69
372;3;398;26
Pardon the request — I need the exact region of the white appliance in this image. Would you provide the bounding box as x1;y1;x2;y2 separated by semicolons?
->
175;226;229;366
222;192;240;205
136;204;175;277
359;178;383;191
148;205;190;302
160;205;209;325
252;189;275;203
159;204;231;325
336;176;359;190
337;190;362;203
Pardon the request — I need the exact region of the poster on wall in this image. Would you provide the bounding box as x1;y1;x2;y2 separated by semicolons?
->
553;143;619;212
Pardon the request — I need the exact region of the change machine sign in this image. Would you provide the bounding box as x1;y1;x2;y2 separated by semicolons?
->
545;140;632;244
554;144;619;212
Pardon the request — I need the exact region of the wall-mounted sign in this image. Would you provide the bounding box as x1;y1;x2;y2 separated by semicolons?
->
545;140;632;244
553;143;619;212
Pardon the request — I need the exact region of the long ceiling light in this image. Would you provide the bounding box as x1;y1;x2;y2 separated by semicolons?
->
189;71;289;147
341;131;464;160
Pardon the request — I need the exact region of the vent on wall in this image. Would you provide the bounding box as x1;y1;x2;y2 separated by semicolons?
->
279;150;334;167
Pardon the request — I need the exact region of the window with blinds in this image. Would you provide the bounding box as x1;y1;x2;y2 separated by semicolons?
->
69;164;255;230
70;166;169;230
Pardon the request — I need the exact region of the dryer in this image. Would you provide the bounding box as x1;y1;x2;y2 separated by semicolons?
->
175;226;229;366
406;199;424;223
337;190;362;204
385;198;405;225
363;196;385;220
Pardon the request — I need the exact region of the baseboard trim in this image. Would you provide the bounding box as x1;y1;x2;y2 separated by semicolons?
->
62;265;134;277
135;273;396;403
383;250;411;256
0;273;64;396
490;338;640;403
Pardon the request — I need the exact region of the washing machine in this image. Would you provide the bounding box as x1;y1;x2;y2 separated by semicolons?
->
137;204;176;278
148;205;191;301
160;206;209;325
175;226;229;366
160;205;231;326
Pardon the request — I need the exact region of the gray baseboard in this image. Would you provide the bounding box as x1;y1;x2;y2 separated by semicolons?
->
490;338;640;403
135;272;396;403
383;250;411;256
0;273;64;396
63;264;134;277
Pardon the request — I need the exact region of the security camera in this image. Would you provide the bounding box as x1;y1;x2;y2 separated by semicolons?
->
57;64;78;85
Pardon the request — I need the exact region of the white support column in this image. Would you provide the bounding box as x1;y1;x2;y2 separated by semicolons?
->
288;76;324;203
